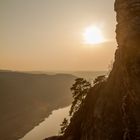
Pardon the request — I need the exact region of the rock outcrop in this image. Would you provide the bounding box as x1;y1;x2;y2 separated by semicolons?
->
46;0;140;139
45;136;63;140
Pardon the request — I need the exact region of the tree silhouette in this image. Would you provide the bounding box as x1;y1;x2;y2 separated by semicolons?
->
59;118;69;135
94;75;106;85
69;78;91;116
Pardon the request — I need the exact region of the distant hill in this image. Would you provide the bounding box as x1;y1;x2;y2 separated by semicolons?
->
27;70;107;81
0;70;76;140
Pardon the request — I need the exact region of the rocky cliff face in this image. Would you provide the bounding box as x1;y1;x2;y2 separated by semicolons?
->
46;0;140;140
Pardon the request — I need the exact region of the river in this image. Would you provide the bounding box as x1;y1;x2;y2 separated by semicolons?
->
20;106;70;140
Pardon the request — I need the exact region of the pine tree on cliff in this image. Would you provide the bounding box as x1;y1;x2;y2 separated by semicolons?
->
59;118;69;135
69;78;91;116
94;75;106;85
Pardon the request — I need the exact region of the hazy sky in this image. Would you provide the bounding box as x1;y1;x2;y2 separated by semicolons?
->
0;0;117;71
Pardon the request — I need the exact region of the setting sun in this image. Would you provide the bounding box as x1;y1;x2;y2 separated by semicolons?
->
83;26;105;45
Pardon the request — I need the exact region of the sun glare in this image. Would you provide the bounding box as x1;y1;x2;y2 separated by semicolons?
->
83;26;105;45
